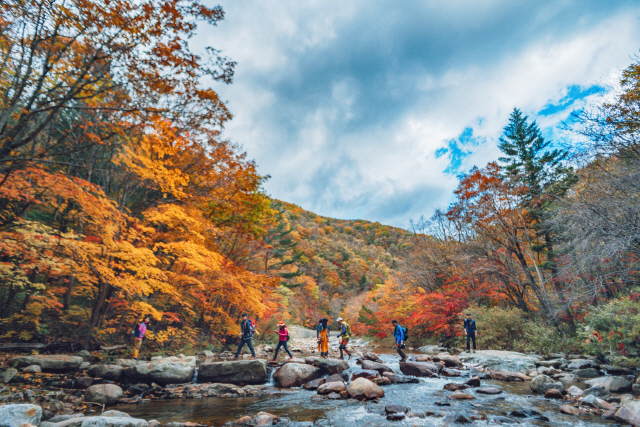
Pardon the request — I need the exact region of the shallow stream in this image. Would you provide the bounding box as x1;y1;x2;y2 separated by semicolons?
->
114;353;615;426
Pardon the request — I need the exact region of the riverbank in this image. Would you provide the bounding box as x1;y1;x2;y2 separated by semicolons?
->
2;333;640;426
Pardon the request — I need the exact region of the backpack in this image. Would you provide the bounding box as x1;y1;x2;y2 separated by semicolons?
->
402;326;409;341
245;319;256;336
345;322;352;336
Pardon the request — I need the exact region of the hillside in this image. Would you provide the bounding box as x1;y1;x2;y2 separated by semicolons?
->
264;200;415;328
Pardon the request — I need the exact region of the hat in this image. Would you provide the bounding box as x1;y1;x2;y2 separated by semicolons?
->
277;321;285;326
336;317;343;322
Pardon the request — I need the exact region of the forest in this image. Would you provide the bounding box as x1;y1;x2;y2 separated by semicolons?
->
1;0;639;364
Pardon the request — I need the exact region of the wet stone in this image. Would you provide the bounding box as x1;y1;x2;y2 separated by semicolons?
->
543;388;564;399
465;376;481;387
385;404;408;414
386;413;405;421
443;413;471;423
444;383;469;391
476;387;502;395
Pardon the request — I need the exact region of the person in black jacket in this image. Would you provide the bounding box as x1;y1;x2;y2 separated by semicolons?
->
234;313;256;359
464;313;477;353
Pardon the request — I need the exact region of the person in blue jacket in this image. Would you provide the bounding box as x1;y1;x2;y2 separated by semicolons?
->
464;313;477;353
391;320;407;362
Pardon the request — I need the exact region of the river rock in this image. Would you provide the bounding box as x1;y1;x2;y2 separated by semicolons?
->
84;384;123;405
489;370;529;382
101;411;130;418
559;405;586;416
11;355;84;372
536;359;565;368
76;377;94;389
399;361;438;377
360;352;382;362
317;381;346;395
76;350;92;362
433;355;463;368
351;369;379;381
22;365;42;374
465;376;481;387
418;345;448;355
385;404;408;415
554;373;579;382
531;374;564;394
574;368;600;380
199;359;267;385
458;350;539;373
583;384;610;398
544;388;564;399
604;365;634;376
88;365;123;381
359;360;392;374
567;359;597;370
441;368;462;377
273;363;321;388
325;373;347;383
346;377;384;400
448;391;474;400
567;385;583;398
476;387;502;394
0;404;42;427
583;394;615;410
147;422;160;427
79;417;149;427
302;378;325;390
284;358;306;364
304;357;349;374
2;368;18;383
585;376;632;393
614;399;640;426
373;377;392;386
444;383;469;391
382;372;419;384
443;413;471;423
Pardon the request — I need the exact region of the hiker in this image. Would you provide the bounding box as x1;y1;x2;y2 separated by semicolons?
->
464;313;477;353
272;321;293;361
317;318;330;358
234;313;256;359
391;320;407;362
132;315;150;359
336;317;352;359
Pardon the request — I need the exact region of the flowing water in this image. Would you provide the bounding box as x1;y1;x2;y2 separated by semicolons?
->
113;353;615;426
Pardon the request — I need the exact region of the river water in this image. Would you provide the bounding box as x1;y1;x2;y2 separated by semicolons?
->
114;353;615;426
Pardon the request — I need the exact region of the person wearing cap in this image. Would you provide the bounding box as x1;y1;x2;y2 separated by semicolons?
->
336;317;352;359
234;313;256;359
464;313;477;353
317;318;330;358
272;321;293;361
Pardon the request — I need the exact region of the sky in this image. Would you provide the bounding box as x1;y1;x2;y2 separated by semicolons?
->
197;0;640;229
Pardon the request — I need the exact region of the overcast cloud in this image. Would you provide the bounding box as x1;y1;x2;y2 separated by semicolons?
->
198;0;640;228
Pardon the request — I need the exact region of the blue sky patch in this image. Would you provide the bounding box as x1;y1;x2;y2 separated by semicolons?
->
538;84;604;117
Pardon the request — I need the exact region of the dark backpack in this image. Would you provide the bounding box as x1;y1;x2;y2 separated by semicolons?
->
402;326;409;340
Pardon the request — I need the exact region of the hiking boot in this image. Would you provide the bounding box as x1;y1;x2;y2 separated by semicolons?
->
400;356;407;362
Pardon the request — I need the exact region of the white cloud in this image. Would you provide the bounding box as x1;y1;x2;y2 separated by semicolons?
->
200;0;640;227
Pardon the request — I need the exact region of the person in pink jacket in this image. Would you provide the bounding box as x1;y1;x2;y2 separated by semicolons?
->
133;315;150;359
272;321;293;361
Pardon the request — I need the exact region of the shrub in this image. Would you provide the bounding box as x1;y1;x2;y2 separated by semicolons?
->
463;305;583;354
581;293;640;359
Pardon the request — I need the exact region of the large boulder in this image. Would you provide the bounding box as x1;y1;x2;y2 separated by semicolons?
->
87;365;123;381
80;417;148;427
489;370;529;381
567;359;597;370
84;384;123;405
530;374;564;394
273;363;321;388
304;357;349;374
399;361;438;377
317;381;346;395
432;355;463;368
125;356;196;385
0;404;42;427
583;384;610;398
11;355;84;372
458;350;539;373
347;377;384;400
574;368;600;380
585;376;632;393
615;400;640;426
382;372;420;384
199;359;267;385
359;360;393;374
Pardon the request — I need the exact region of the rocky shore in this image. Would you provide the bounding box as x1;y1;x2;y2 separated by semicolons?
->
2;335;640;426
